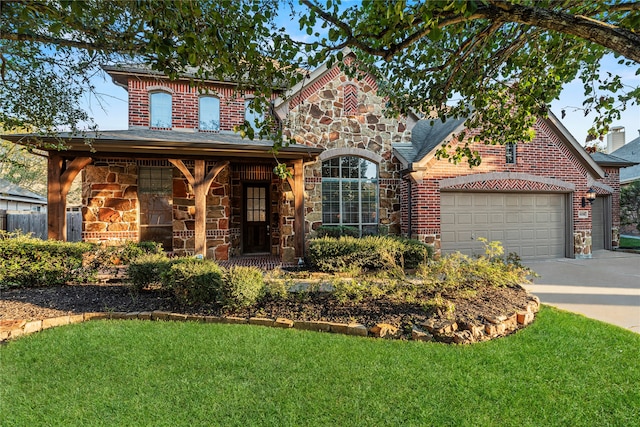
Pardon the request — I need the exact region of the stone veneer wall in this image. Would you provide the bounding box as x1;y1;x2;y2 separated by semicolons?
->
172;165;231;259
407;119;594;258
82;160;139;244
282;65;410;241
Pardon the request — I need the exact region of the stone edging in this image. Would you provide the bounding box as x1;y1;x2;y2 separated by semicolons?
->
0;295;540;345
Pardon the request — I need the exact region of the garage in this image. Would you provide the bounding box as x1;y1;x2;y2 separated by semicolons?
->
440;192;567;260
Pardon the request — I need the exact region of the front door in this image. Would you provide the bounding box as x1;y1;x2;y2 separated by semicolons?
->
243;184;269;253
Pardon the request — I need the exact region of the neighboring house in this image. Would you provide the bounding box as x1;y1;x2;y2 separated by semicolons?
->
1;55;627;260
610;134;640;186
0;178;47;212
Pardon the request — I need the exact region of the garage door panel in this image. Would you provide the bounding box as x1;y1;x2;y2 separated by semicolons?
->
441;192;566;260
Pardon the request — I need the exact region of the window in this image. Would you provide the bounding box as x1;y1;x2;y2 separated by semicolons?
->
321;156;378;235
199;96;220;131
506;142;516;164
150;92;172;128
245;99;262;132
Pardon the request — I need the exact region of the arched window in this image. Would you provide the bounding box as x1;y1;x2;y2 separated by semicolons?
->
150;92;172;128
199;96;220;131
321;156;379;235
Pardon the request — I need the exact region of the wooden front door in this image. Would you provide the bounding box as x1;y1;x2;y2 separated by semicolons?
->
243;184;269;253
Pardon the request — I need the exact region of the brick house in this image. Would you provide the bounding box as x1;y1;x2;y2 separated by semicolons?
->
2;56;626;260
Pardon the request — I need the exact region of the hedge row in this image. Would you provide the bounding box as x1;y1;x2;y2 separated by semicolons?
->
306;235;433;273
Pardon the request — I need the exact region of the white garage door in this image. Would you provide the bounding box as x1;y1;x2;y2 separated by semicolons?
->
591;196;605;250
441;192;566;260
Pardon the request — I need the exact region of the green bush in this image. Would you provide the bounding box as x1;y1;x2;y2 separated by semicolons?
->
315;225;360;238
223;266;265;308
91;240;164;268
126;253;171;291
0;231;95;288
161;258;224;305
306;235;433;273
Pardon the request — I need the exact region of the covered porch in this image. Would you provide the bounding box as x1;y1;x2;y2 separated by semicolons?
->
3;130;322;261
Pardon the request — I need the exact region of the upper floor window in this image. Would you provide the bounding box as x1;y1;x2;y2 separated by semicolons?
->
199;96;220;131
245;99;262;132
150;92;172;128
506;142;516;164
321;156;379;236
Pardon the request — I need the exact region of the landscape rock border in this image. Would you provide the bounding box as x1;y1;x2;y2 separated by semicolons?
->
0;295;540;344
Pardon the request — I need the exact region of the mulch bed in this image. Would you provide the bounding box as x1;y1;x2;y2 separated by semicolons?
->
0;279;532;335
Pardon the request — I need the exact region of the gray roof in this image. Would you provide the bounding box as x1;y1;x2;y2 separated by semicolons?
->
0;178;46;203
2;129;323;160
393;116;467;164
590;151;637;167
611;135;640;183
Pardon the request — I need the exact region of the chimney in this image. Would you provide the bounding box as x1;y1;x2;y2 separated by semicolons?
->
607;126;625;154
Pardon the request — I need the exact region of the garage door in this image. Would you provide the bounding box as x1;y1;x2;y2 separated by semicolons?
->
591;196;605;250
441;192;566;260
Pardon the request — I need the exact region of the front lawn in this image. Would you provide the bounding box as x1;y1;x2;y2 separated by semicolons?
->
620;236;640;249
1;306;638;426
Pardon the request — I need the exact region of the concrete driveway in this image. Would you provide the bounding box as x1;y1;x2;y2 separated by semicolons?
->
523;250;640;334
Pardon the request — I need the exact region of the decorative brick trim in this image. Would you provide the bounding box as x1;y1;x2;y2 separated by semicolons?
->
379;178;401;186
439;172;575;192
173;230;229;238
343;83;358;115
82;231;138;240
305;177;322;184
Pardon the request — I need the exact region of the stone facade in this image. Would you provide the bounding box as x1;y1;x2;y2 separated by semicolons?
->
282;66;410;240
82;160;139;244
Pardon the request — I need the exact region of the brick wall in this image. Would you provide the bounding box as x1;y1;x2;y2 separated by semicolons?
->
406;119;600;257
127;78;246;131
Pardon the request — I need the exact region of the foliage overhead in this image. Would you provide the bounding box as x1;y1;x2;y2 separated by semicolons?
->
1;0;639;166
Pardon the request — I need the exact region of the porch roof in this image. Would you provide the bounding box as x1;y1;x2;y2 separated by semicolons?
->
2;129;323;160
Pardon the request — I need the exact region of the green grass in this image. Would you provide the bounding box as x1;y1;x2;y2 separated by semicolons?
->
1;307;639;427
620;236;640;249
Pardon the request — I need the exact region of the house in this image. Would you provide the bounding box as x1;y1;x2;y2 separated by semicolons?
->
610;133;640;186
0;178;47;212
1;55;627;260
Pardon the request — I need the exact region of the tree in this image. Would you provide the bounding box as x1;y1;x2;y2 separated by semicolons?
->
620;181;640;234
1;1;639;165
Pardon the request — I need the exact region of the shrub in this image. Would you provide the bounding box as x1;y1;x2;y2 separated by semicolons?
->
332;278;385;304
91;240;164;268
162;258;224;305
416;241;532;293
315;225;360;238
0;231;95;288
223;266;265;308
306;235;433;273
127;253;172;291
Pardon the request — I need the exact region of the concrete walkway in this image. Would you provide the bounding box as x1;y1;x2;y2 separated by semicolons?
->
523;250;640;334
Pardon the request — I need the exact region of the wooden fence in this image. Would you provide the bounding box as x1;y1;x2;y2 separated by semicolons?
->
0;210;82;242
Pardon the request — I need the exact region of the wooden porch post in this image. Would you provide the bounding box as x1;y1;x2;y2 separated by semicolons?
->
47;154;91;241
293;159;305;259
169;159;228;258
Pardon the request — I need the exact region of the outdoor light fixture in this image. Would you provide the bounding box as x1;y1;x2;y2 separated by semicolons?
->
582;187;597;207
